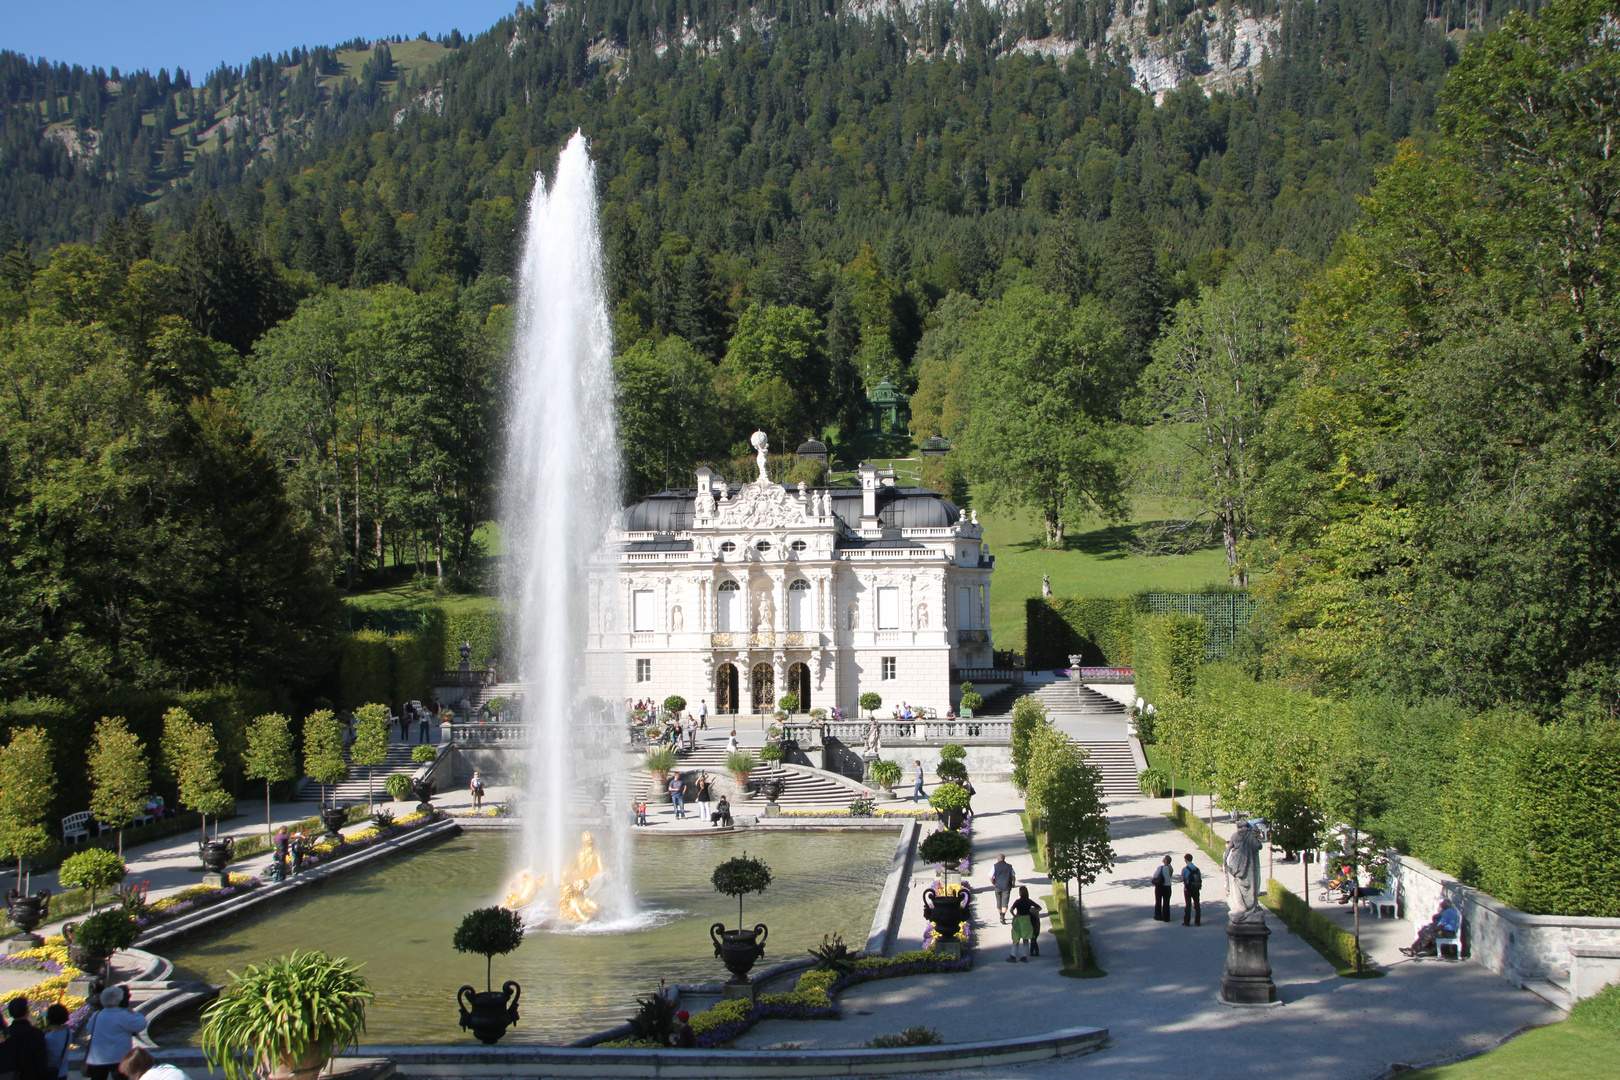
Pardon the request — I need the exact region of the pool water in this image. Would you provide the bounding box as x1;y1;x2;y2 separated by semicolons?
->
156;829;897;1045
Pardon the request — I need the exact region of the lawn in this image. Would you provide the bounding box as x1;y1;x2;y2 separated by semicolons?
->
976;496;1232;653
1401;1017;1619;1079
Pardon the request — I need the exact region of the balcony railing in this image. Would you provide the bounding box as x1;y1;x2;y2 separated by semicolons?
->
448;722;530;743
433;668;497;688
957;629;990;644
1074;666;1134;683
950;667;1024;684
709;632;822;648
782;719;1011;745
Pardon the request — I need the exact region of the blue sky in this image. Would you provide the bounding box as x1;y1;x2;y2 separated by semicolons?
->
6;1;520;76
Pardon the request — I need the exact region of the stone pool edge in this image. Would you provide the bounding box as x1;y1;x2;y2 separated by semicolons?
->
136;818;462;951
152;1025;1108;1078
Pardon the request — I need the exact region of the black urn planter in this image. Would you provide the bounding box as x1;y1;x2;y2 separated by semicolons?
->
458;981;520;1043
412;777;437;813
321;807;349;837
711;922;769;983
199;837;235;873
936;807;967;832
6;888;51;940
60;922;109;977
758;777;784;804
923;887;969;939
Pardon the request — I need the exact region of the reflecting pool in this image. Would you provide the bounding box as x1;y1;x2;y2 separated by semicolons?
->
157;829;896;1045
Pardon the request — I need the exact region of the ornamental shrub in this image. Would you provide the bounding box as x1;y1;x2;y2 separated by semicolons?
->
663;695;687;714
1010;695;1047;791
928;783;971;813
868;759;902;789
411;745;437;764
1138;767;1171;798
859;692;882;716
939;742;966;761
384;774;413;800
1134;612;1205;706
936;759;968;783
72;908;139;955
59;849;127;911
918;829;971;866
777;693;800;714
712;853;772;929
452;906;525;992
758;742;785;762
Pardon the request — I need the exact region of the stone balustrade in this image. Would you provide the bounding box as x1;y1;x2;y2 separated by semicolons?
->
448;722;531;744
782;719;1011;745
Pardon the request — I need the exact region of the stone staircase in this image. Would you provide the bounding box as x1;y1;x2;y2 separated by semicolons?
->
296;741;423;803
636;746;869;809
460;681;527;717
1031;680;1127;715
1075;742;1143;797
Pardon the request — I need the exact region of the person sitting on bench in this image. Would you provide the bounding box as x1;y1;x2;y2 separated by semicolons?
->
1401;898;1459;956
711;796;732;828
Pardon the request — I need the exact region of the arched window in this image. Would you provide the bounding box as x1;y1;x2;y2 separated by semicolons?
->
717;580;740;632
788;578;811;631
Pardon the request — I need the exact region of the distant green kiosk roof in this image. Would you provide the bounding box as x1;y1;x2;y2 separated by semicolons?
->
867;378;909;405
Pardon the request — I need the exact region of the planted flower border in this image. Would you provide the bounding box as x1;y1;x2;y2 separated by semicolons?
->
683;951;973;1047
138;873;260;925
775;808;936;819
283;810;446;872
0;938;90;1025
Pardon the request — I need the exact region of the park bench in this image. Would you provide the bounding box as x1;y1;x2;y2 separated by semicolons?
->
61;811;92;845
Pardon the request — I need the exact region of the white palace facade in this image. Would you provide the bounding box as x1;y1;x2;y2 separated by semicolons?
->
590;440;995;717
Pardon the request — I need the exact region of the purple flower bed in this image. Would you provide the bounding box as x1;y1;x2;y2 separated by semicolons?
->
0;954;64;975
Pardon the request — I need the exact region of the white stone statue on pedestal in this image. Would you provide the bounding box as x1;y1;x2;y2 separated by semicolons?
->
864;715;882;757
1224;819;1268;924
751;430;770;483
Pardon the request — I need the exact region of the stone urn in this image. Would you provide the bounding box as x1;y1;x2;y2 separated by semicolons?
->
758;776;784;805
711;922;769;983
458;980;521;1044
321;807;349;837
412;777;437;813
199;836;235;873
936;806;967;832
267;1049;327;1080
923;887;969;940
6;888;51;947
60;921;109;977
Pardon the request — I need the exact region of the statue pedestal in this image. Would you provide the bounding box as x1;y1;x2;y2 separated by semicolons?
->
7;935;42;954
201;872;228;889
760;804;780;817
1220;919;1279;1006
932;941;962;960
721;981;757;1002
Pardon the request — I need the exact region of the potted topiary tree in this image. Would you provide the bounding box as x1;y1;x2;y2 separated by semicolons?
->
869;759;902;795
919;830;973;948
929;782;972;831
452;906;525;1044
958;683;983;718
200;951;372;1080
662;695;687;717
859;692;883;718
63;908;140;977
385;774;413;802
940;743;967;762
58;848;126;914
710;854;772;985
776;693;799;720
936;759;968;785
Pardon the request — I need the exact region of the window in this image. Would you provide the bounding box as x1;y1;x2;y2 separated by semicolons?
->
791;539;807;552
788;578;811;631
755;540;772;552
881;656;896;680
636;659;651;683
717;580;740;632
719;541;736;553
958;586;973;629
877;586;900;629
632;589;655;632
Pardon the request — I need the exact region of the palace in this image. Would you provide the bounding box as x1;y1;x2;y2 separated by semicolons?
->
590;434;995;717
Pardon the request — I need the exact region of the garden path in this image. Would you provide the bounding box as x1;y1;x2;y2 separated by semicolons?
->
729;783;1557;1080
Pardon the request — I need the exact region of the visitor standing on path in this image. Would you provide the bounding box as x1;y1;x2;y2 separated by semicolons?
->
726;730;738;754
83;987;147;1080
695;773;713;822
1008;887;1042;962
699;700;709;730
470;771;485;811
668;772;686;819
912;760;925;802
990;855;1016;923
1152;855;1175;921
417;705;431;744
1181;853;1203;926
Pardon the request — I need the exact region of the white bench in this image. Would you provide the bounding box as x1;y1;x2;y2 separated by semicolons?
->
1361;881;1401;919
1436;913;1463;960
61;812;92;845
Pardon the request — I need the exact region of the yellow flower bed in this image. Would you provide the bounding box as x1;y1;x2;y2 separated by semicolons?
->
0;937;86;1013
148;873;255;912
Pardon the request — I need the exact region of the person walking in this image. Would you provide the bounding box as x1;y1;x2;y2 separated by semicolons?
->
695;773;714;823
1152;855;1175;921
1181;853;1203;926
417;704;431;745
1008;887;1042;963
83;987;147;1080
668;772;686;819
726;729;739;754
912;760;925;803
698;700;709;730
469;771;486;811
990;855;1016;924
685;716;697;751
272;826;291;883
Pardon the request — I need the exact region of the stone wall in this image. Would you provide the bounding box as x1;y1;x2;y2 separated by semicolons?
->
1388;850;1620;1000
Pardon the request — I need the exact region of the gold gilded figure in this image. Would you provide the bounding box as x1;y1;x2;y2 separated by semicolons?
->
558;831;605;922
501;871;544;910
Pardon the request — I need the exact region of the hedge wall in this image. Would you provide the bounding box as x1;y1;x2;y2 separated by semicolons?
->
1133;613;1205;707
440;610;504;670
1025;597;1136;668
337;602;506;707
339;631;393;709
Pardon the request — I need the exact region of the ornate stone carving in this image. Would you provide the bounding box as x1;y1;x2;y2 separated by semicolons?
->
713;481;807;530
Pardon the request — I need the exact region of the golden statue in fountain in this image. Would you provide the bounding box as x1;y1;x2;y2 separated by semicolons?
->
500;831;605;923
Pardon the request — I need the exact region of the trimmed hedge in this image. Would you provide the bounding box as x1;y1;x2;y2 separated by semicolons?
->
1263;878;1371;974
339;631;393;708
1134;613;1205;707
389;632;431;705
440;610;504;670
1025;597;1136;668
1167;800;1223;863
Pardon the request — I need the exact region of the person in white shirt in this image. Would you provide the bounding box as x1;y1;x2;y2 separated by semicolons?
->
84;987;147;1080
120;1048;192;1080
725;730;738;754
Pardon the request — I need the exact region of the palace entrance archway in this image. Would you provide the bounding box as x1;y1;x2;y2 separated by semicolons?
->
787;662;811;711
750;663;775;713
716;663;739;715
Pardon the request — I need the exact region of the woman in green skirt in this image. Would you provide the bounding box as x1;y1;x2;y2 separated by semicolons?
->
1008;886;1043;962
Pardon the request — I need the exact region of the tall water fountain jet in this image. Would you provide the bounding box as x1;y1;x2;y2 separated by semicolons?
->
500;132;628;927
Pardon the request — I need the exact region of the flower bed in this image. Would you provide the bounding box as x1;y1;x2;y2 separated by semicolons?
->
689;950;972;1048
450;806;514;818
0;938;90;1025
775;808;936;819
139;873;259;924
289;810;446;871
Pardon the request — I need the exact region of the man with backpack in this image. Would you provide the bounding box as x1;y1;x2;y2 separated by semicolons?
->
1181;853;1203;926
